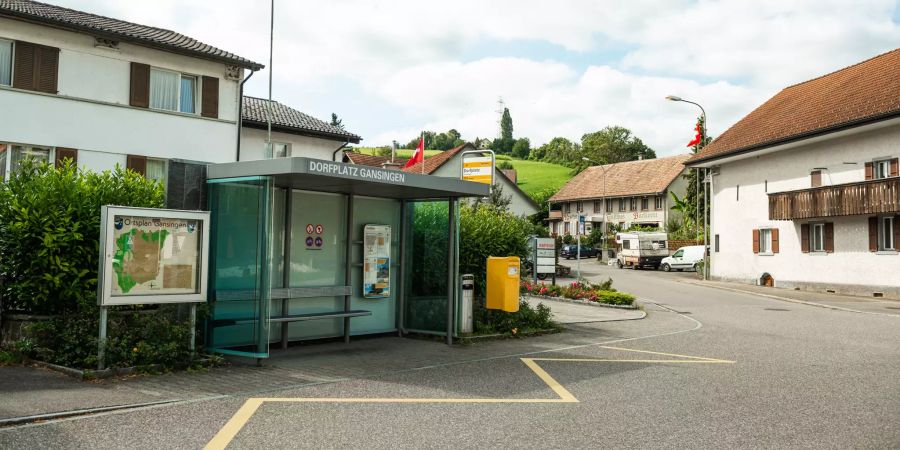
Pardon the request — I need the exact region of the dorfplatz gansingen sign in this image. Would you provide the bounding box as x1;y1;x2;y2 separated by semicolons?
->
97;206;210;306
308;160;406;184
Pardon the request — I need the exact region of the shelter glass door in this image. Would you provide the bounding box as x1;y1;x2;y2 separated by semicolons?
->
206;176;274;358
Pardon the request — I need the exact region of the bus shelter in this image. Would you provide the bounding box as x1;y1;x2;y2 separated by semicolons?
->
204;157;488;359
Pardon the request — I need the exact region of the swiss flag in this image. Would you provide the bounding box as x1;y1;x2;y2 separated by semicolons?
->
403;137;425;169
686;121;702;147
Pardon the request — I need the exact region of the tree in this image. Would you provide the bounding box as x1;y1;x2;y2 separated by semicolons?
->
500;107;513;141
330;113;344;130
531;137;581;166
473;183;512;212
511;138;531;159
576;126;656;173
496;160;514;170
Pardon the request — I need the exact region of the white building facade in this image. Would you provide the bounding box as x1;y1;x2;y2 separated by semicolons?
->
0;1;262;208
690;48;900;298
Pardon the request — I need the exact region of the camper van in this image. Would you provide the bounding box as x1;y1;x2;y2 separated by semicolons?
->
615;232;668;270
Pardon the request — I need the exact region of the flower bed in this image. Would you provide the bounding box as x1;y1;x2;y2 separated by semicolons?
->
520;280;635;306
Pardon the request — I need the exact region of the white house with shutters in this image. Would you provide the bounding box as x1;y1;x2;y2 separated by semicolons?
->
688;48;900;298
0;0;262;208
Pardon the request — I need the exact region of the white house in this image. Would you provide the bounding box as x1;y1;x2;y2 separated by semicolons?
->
239;96;360;162
689;48;900;298
400;143;540;217
0;0;262;208
548;154;690;237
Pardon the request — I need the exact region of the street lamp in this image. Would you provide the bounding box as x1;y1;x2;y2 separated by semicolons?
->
666;95;710;280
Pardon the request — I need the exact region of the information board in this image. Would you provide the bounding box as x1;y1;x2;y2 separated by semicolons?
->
461;155;494;185
363;224;391;299
535;238;556;274
98;206;210;306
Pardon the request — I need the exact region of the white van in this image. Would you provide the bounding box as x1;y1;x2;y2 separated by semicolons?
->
660;245;705;272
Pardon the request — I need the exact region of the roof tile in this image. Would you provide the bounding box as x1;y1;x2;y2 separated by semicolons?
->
242;97;361;143
549;154;690;202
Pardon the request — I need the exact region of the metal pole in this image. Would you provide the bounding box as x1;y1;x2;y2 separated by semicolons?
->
704;168;710;280
97;306;107;370
344;194;354;343
189;303;197;355
397;200;407;336
446;198;455;345
281;189;292;349
576;232;581;280
266;0;274;158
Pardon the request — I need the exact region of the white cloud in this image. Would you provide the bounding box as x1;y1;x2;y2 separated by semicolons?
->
56;0;900;153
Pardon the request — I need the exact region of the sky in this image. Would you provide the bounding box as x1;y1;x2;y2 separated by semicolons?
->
61;0;900;156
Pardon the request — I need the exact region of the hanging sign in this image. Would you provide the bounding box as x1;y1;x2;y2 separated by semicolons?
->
98;206;210;305
363;224;391;299
461;155;494;185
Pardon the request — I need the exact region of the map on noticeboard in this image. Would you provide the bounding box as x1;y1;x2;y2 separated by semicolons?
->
99;207;209;306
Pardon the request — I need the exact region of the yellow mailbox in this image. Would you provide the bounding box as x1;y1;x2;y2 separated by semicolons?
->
486;256;520;312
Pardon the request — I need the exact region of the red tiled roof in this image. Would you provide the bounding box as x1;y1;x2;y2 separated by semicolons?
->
549;154;690;202
689;48;900;164
401;143;471;174
343;152;407;167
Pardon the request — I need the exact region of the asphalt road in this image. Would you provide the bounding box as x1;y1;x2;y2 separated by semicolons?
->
2;262;898;449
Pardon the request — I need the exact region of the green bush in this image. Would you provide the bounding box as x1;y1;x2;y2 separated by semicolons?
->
0;160;164;314
474;300;555;335
458;203;534;294
596;290;635;306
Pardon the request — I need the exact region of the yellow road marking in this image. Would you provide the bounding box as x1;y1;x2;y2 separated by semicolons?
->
204;346;734;450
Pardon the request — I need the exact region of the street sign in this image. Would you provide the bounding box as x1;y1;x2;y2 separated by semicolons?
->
534;237;556;274
579;215;585;224
461;155;494;184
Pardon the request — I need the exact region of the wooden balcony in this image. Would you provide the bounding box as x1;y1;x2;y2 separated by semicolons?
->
769;177;900;220
548;210;563;220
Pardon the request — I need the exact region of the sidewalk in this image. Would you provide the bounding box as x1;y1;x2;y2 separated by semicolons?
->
681;278;900;317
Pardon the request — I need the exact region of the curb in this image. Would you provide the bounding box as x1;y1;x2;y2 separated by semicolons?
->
678;280;900;318
0;399;178;427
27;357;218;381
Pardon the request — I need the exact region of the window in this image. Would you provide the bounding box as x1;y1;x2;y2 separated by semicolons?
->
593;200;602;212
654;196;663;210
873;160;890;180
880;216;895;251
267;142;291;158
810;170;822;188
623;240;631;250
672;249;683;258
641;197;649;210
759;229;772;254
576;201;583;212
606;200;613;213
0;144;53;181
0;39;11;86
629;197;637;211
618;199;626;212
564;203;571;213
810;223;825;252
715;234;720;252
149;68;197;113
145;158;167;186
564;222;570;234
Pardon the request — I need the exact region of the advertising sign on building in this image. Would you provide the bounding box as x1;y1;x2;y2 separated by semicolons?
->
98;206;210;306
363;224;391;299
461;155;494;185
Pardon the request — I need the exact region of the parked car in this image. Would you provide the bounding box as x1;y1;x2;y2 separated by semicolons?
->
560;244;597;259
660;245;706;272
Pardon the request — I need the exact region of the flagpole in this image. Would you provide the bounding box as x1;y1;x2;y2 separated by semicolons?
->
421;131;425;174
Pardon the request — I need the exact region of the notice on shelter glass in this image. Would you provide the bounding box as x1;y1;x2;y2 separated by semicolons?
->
363;224;391;299
111;215;201;296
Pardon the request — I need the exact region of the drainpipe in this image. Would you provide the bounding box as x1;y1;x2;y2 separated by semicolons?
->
235;70;256;162
332;141;350;162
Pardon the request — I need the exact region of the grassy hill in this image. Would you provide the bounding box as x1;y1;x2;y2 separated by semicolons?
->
503;158;573;199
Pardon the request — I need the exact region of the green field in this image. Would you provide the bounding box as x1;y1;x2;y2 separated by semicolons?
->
352;147;443;158
505;159;573;198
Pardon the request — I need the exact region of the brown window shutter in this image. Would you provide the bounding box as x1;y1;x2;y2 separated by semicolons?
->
130;62;150;108
868;217;878;252
201;76;219;118
800;224;810;253
864;162;873;180
810;170;821;188
35;45;59;93
894;216;900;250
55;147;77;168
824;223;834;253
891;158;899;177
13;41;36;90
126;154;147;176
752;229;760;254
771;228;780;253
